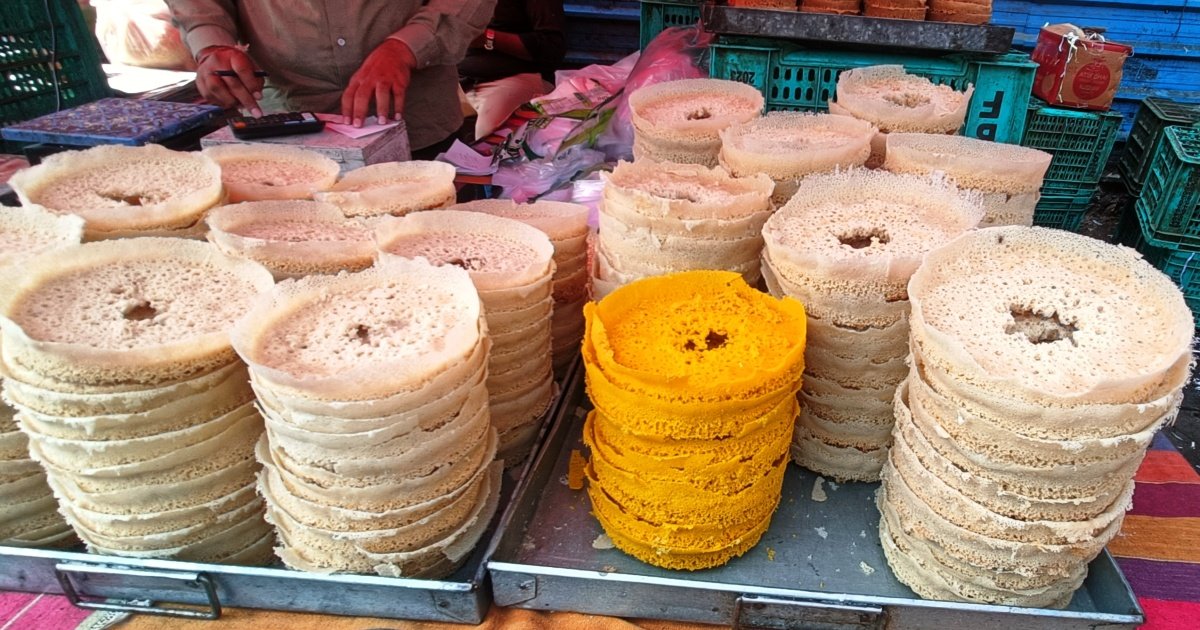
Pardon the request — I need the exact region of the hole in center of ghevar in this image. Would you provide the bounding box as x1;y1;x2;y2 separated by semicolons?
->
1005;306;1078;346
884;92;931;108
684;330;728;352
122;300;157;321
839;227;891;250
100;191;148;206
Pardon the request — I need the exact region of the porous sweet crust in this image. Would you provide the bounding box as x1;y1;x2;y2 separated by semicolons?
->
832;65;974;134
0;206;83;268
232;258;483;402
315;161;456;218
203;144;338;203
0;238;273;386
629;79;764;166
9;145;222;234
719;112;875;180
909;226;1194;404
206;200;374;279
884;133;1052;194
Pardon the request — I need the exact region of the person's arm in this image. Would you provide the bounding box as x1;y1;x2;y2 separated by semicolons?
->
340;0;498;127
468;1;565;66
164;0;264;116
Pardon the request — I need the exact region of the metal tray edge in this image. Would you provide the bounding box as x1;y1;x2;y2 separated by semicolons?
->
0;364;579;624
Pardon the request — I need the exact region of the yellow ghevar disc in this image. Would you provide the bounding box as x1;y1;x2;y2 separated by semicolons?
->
581;270;806;571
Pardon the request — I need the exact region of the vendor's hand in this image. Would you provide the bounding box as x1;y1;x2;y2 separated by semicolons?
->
196;46;264;118
341;38;416;127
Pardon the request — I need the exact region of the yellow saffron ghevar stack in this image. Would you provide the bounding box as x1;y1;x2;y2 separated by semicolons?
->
581;271;807;570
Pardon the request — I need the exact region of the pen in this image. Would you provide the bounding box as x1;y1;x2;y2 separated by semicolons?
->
212;70;270;78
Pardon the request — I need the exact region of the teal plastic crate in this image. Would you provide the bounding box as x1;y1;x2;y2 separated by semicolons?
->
1;0;110;133
1032;188;1096;232
1138;126;1200;248
709;36;1037;144
639;0;702;50
1118;98;1200;194
1117;203;1200;328
1021;98;1123;197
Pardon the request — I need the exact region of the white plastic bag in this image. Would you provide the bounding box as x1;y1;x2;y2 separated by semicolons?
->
93;0;194;70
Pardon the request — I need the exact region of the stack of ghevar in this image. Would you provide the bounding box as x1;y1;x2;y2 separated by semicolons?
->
315;161;457;218
594;160;774;299
451;199;590;374
629;78;764;167
881;226;1194;608
864;0;927;20
206;200;374;280
928;0;991;24
375;210;556;466
719;112;875;206
231;258;501;577
583;271;807;570
761;170;983;482
0;206;85;267
203;145;339;203
829;65;974;167
0;207;84;548
0;238;276;562
8;145;223;241
800;0;861;14
884;133;1053;227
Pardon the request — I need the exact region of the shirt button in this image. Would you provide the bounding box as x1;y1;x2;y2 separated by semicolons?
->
336;37;346;47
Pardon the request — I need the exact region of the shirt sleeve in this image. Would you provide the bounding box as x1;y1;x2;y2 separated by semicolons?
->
387;0;499;70
163;0;240;58
517;0;566;67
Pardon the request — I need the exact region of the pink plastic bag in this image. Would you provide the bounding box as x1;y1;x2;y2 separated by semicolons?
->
593;25;715;161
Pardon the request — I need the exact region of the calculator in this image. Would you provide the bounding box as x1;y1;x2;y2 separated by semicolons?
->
227;112;325;140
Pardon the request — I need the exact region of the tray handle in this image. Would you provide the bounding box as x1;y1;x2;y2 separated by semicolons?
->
733;594;884;630
54;562;222;620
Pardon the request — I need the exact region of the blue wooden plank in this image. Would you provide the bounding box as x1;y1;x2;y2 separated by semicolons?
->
992;0;1200;139
992;0;1200;59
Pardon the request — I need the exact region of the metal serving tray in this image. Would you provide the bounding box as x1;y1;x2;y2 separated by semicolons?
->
701;4;1016;55
488;368;1145;629
0;362;577;624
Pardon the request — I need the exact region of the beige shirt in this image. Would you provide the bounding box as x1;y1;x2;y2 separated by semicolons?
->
165;0;496;149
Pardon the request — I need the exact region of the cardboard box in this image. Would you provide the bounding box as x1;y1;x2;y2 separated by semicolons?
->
1032;24;1132;111
200;121;410;175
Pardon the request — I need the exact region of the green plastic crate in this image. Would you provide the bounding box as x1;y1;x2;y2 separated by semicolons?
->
1117;204;1200;328
640;0;702;50
0;0;110;134
1138;126;1200;248
1021;98;1123;197
1118;98;1200;195
1032;188;1096;232
709;36;1037;144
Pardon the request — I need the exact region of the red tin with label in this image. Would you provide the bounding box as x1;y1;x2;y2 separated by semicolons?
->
1032;24;1132;111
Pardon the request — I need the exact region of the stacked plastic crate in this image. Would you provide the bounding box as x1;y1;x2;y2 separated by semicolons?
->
1119;98;1200;196
707;38;1036;145
1117;122;1200;328
1018;99;1123;231
1;0;111;152
639;0;703;49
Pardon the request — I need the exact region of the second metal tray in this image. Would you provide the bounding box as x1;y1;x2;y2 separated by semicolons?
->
488;368;1145;629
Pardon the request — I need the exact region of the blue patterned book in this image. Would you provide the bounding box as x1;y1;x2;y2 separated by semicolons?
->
1;98;223;147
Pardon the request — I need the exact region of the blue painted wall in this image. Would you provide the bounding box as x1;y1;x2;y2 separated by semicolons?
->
991;0;1200;137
